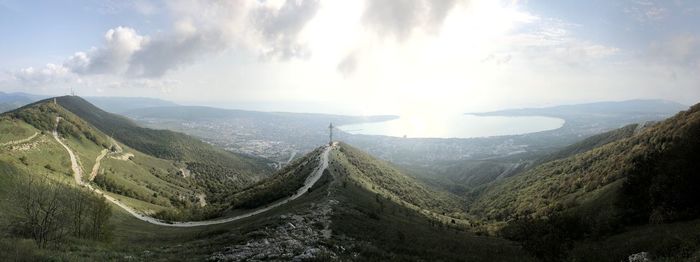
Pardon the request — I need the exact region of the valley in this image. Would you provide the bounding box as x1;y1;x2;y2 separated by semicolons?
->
2;2;700;260
0;96;698;261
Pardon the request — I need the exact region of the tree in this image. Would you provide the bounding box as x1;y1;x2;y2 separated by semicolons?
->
10;177;70;248
8;176;113;247
86;195;112;240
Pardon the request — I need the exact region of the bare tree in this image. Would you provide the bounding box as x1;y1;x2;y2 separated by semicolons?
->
8;176;113;247
11;176;69;248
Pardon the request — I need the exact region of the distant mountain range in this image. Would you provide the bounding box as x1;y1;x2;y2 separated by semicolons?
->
1;95;699;261
0;96;531;261
2;96;274;221
0;92;178;113
473;99;687;119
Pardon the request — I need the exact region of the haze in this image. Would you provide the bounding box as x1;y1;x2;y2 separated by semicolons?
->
1;0;699;115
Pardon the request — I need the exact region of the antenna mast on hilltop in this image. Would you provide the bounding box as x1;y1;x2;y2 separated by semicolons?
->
328;123;334;146
70;87;76;96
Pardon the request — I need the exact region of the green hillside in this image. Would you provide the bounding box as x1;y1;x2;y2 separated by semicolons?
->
1;100;220;217
225;146;324;211
324;143;533;261
470;103;700;222
333;143;467;218
468;103;700;261
51;96;273;201
2;95;697;261
534;123;640;165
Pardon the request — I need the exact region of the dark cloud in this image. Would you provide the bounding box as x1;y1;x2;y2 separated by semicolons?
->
55;0;321;78
336;0;461;75
362;0;459;40
253;0;320;59
337;51;358;76
128;26;229;77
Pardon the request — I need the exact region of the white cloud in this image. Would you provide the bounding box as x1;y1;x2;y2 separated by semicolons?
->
503;18;620;67
252;0;320;59
3;0;699;112
65;26;146;75
60;0;323;78
13;64;75;86
624;0;668;22
649;34;700;66
337;51;359;76
362;0;462;40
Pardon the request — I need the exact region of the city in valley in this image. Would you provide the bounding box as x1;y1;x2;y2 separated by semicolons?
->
0;1;699;261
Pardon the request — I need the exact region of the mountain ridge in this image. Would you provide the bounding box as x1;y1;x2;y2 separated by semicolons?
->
470;102;700;222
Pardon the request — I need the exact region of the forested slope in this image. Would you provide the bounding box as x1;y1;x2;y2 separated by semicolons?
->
52;96;273;197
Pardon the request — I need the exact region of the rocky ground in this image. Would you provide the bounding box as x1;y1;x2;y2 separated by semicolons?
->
209;199;346;261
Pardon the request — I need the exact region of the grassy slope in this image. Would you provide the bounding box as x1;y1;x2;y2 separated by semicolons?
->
0;118;36;143
470;104;700;221
333;143;467;219
0;100;205;218
1;137;532;261
7;97;697;261
415;123;641;203
0;159;340;261
225;146;324;211
460;103;700;261
54;96;271;195
326;144;533;261
534;123;639;165
0;101;245;260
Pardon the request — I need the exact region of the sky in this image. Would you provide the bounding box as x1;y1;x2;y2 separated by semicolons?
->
0;0;699;115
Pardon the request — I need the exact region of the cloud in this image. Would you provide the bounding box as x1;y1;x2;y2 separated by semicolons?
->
649;34;700;66
143;0;321;75
336;0;465;75
99;77;181;92
624;0;668;22
362;0;461;40
31;0;322;79
134;0;321;74
481;53;512;65
337;51;358;76
13;64;75;86
127;22;223;77
65;27;146;75
506;19;620;66
253;0;320;59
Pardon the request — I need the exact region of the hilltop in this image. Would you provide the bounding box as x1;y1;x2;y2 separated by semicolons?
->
470;103;700;221
52;96;273;200
0;92;179;113
468;102;700;261
209;142;533;261
1;95;698;261
0;109;534;261
1;97;275;220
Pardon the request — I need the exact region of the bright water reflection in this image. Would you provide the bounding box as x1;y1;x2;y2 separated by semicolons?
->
338;114;565;138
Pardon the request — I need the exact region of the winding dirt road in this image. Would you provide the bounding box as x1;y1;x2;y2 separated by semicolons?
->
52;117;335;227
53;117;84;184
1;131;39;147
89;149;108;181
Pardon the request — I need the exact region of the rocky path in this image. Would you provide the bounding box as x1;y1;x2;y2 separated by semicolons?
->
151;143;334;227
53;118;336;227
1;131;38;147
88;149;108;181
52;117;83;184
